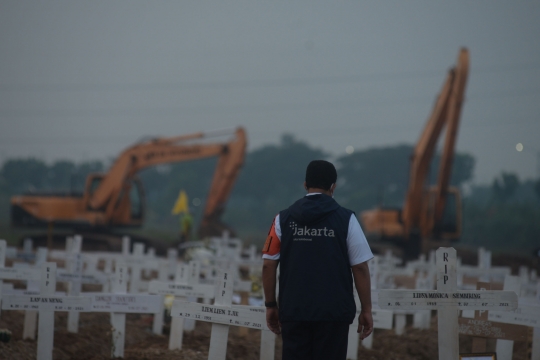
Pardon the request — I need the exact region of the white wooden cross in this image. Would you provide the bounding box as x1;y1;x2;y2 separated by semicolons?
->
458;247;510;288
183;260;202;332
93;261;163;358
170;267;271;360
378;247;518;360
0;241;46;340
486;275;540;360
148;266;215;299
66;235;82;333
346;257;394;359
149;261;215;350
129;242;144;294
346;291;394;359
1;262;92;360
458;281;528;356
151;260;169;335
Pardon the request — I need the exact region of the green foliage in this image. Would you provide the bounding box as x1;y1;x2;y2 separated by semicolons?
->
491;172;520;203
534;179;540;202
1;158;49;194
461;175;539;253
225;134;327;234
334;145;475;212
432;152;476;186
0;158;104;195
335;145;411;211
461;202;540;254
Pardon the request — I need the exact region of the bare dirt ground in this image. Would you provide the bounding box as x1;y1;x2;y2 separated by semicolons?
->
0;309;532;360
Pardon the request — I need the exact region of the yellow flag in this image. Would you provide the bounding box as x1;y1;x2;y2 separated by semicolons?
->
172;190;189;215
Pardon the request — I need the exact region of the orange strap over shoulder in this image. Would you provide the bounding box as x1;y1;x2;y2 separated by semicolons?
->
262;218;280;256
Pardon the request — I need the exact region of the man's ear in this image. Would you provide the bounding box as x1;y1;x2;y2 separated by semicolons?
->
303;181;308;191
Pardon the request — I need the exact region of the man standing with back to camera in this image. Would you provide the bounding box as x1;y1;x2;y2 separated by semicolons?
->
262;160;374;360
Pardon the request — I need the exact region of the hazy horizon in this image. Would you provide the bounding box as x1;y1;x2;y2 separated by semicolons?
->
1;1;539;184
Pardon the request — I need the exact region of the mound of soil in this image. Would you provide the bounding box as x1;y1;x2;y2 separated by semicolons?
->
0;310;532;359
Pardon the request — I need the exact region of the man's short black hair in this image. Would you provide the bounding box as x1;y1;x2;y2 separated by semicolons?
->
305;160;337;190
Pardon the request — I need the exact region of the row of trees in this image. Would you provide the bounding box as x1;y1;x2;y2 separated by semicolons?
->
0;134;539;253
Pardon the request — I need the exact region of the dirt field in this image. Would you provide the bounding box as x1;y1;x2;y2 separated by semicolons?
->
0;309;532;360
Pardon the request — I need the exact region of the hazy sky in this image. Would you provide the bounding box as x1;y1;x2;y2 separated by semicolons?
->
1;1;539;184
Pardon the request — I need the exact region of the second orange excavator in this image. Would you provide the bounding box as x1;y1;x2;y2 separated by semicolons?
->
360;48;469;259
10;127;247;252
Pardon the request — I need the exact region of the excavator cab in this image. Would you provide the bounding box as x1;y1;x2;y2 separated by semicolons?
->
84;174;103;207
83;174;145;224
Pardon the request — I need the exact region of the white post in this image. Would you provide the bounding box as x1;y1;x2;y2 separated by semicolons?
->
144;248;155;278
495;275;520;360
130;243;144;294
208;267;234;360
111;263;128;358
362;257;378;350
436;248;459;360
23;238;33;255
23;247;47;340
167;249;178;278
0;240;5;317
347;319;359;359
413;273;432;329
103;258;113;293
152;261;168;335
122;236;130;257
67;236;82;333
261;281;277;360
260;330;276;360
37;263;57;360
533;282;540;360
184;261;201;332
169;264;188;350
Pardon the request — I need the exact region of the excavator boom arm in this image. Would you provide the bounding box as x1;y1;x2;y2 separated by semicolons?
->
87;127;247;232
433;49;469;223
402;47;469;236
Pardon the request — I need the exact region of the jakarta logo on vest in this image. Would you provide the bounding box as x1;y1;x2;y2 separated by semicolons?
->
289;221;335;237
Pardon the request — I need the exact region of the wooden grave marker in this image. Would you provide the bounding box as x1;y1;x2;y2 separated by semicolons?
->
378;247;518;360
531;282;540;360
171;268;272;360
22;247;48;340
483;275;540;360
347;257;394;359
459;248;510;289
151;260;169;335
149;268;215;299
346;291;394;359
94;261;162;358
1;262;92;360
458;281;527;354
149;262;195;350
0;241;47;340
183;260;201;332
67;235;82;333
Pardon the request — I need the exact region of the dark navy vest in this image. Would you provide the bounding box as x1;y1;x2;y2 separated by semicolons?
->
278;194;356;323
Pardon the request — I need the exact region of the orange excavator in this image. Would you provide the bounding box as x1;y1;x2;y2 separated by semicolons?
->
10;127;247;253
360;48;469;259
